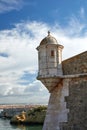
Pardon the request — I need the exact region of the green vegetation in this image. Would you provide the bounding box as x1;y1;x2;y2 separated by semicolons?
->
10;106;47;125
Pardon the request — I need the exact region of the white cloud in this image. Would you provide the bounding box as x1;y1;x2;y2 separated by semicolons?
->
0;0;24;13
63;16;85;37
24;80;47;94
0;0;37;13
0;20;87;104
0;79;49;104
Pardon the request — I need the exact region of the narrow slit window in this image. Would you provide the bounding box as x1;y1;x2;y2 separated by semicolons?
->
51;50;54;57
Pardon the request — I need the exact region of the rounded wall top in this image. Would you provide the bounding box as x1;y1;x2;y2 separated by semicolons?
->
40;31;58;46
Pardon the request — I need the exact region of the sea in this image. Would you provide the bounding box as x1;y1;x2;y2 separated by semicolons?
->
0;118;42;130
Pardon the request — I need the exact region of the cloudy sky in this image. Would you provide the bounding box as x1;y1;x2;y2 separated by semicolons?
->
0;0;87;104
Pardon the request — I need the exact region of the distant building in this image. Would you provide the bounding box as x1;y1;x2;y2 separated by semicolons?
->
37;32;87;130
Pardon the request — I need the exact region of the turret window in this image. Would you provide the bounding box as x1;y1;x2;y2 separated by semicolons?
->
51;50;54;57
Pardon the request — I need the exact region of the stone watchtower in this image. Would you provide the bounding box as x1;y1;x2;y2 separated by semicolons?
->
36;32;68;130
36;31;64;92
36;32;87;130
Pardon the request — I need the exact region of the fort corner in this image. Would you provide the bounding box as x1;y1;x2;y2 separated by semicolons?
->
36;32;87;130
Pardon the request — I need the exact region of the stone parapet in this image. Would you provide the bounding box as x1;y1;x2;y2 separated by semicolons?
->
62;51;87;75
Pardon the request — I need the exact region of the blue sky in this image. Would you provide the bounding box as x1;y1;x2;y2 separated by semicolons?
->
0;0;87;104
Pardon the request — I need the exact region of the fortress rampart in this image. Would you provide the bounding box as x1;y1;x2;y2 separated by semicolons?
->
37;32;87;130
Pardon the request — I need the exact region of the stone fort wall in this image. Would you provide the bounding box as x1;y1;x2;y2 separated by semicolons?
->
62;51;87;75
60;76;87;130
60;51;87;130
42;51;87;130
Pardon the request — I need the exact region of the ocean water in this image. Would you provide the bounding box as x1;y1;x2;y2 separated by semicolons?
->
0;119;42;130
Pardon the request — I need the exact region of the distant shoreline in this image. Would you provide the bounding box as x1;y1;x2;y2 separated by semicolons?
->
0;104;47;109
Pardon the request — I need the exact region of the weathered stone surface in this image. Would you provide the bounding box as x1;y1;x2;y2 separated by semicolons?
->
37;33;87;130
61;77;87;130
62;51;87;75
37;32;64;100
43;79;69;130
42;51;87;130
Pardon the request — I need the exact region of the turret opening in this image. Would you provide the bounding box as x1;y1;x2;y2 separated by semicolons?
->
51;50;54;57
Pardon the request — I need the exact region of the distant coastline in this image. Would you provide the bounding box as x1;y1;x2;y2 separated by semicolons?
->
0;103;47;109
0;105;47;126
